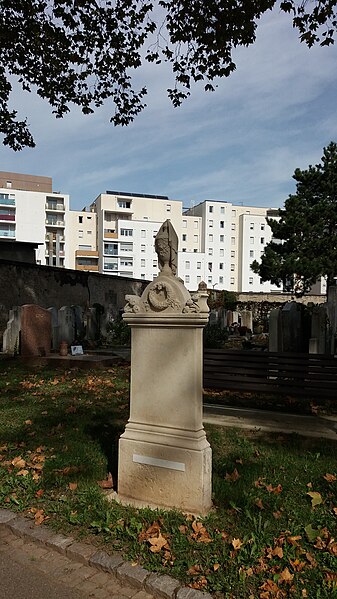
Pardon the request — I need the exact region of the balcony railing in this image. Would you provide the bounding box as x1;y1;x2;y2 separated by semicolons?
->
104;231;118;239
0;230;15;237
76;265;99;271
46;219;65;226
75;250;99;257
103;249;118;256
45;203;65;211
0;198;15;206
0;214;15;221
45;234;65;242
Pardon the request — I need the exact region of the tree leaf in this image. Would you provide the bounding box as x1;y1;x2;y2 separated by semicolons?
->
307;491;323;507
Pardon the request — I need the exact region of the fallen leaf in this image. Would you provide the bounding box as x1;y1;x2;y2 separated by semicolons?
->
279;567;294;584
179;525;188;534
273;511;282;519
232;538;244;550
213;563;220;571
287;535;302;546
16;469;29;476
304;523;321;542
324;473;336;483
225;468;240;482
148;533;169;553
11;456;26;469
68;482;78;491
187;564;202;576
272;546;283;559
255;498;264;510
265;483;282;495
333;507;337;516
35;489;44;498
307;491;323;508
25;420;33;425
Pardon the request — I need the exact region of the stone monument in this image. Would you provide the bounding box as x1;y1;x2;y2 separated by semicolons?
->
117;220;212;514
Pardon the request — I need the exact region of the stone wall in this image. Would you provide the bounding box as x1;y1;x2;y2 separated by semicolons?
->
0;260;147;348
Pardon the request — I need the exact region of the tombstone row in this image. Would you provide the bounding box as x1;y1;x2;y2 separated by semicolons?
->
2;304;105;356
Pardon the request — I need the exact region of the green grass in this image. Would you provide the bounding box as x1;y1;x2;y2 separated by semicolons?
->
1;359;337;598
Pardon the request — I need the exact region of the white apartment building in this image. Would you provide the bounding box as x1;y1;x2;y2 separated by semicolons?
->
0;172;71;268
4;172;324;295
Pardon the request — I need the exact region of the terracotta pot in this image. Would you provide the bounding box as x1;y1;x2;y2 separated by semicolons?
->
59;341;68;356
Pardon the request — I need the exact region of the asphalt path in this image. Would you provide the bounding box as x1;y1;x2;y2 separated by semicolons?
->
0;551;88;599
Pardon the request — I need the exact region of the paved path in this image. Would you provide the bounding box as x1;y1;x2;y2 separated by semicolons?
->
0;527;152;599
203;403;337;440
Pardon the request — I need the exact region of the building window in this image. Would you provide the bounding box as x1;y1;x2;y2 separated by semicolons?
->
231;264;235;271
260;237;265;244
219;263;224;270
183;220;187;228
6;181;12;188
231;250;235;258
166;204;171;212
261;223;265;230
209;205;213;213
208;262;212;272
120;242;133;252
231;237;235;245
219;248;224;257
182;234;187;241
141;274;145;279
250;250;254;258
121;228;133;236
197;276;201;283
209;234;213;242
197;262;201;269
194;235;198;243
209;220;213;228
118;200;131;208
185;261;190;269
209;248;213;255
220;206;225;214
230;277;235;285
141;230;146;238
246;210;250;214
219;276;223;284
141;244;145;252
141;259;145;267
87;230;92;234
250;236;254;244
120;258;133;267
232;209;236;216
249;277;254;285
79;216;83;224
250;223;254;230
231;223;236;231
220;235;224;242
185;275;190;283
194;248;198;252
182;248;186;252
194;220;198;229
79;230;83;238
208;276;212;284
143;216;149;220
220;221;224;228
79;244;92;250
153;260;157;268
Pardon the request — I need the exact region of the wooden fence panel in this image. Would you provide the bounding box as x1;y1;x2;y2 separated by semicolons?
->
203;349;337;399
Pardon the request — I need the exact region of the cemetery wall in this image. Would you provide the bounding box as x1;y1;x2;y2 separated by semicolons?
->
0;259;147;346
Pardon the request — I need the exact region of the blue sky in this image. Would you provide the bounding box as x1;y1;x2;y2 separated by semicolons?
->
1;8;337;211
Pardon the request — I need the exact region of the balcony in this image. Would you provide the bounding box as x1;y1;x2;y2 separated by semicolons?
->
45;203;65;212
76;265;99;272
45;234;65;242
46;219;65;227
0;197;15;206
75;250;99;258
0;230;15;237
104;231;118;239
0;214;15;221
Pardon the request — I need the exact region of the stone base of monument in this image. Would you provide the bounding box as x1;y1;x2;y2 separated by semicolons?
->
117;425;212;515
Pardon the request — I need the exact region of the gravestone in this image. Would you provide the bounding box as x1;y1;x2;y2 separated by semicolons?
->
73;305;85;341
2;306;21;353
86;307;99;341
268;308;281;352
226;310;233;327
58;306;76;345
241;309;253;331
326;285;337;354
281;302;307;353
118;220;212;514
20;304;52;357
48;307;59;351
310;304;328;354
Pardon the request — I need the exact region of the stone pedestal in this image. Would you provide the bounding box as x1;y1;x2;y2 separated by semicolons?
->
117;266;212;514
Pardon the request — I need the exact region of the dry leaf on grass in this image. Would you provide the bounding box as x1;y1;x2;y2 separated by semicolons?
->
97;472;114;489
323;473;336;483
148;533;169;553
